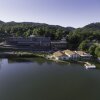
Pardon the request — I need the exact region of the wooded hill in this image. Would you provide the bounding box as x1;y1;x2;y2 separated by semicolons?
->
0;20;74;40
0;21;100;57
67;23;100;57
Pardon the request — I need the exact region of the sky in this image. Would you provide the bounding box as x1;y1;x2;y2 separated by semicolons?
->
0;0;100;28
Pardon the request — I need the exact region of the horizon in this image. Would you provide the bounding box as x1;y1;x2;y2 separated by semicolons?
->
0;0;100;28
0;20;99;28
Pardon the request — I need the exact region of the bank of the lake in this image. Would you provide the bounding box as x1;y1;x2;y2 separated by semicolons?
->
0;51;47;58
0;51;100;69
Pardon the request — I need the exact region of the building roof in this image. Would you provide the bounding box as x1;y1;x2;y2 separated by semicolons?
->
63;50;75;55
53;51;66;57
7;36;51;42
98;57;100;60
75;51;92;56
29;35;36;37
51;37;67;44
60;37;67;43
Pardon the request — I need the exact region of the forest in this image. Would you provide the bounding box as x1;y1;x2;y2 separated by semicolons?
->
0;21;100;57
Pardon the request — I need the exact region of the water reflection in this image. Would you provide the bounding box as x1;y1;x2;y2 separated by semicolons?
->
1;59;8;65
0;58;54;67
0;61;1;70
7;57;53;66
8;58;32;63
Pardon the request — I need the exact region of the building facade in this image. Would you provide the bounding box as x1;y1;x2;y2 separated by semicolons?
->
51;37;67;50
63;50;80;60
75;51;92;59
6;37;51;51
53;51;69;60
6;36;67;51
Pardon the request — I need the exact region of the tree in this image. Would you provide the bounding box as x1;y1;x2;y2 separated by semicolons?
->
68;32;81;50
88;45;97;56
78;40;89;51
24;29;31;37
95;46;100;57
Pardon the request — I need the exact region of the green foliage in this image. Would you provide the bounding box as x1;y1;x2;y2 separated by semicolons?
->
0;21;100;56
78;40;90;51
88;45;97;56
95;46;100;57
0;21;74;40
68;32;81;50
68;23;100;50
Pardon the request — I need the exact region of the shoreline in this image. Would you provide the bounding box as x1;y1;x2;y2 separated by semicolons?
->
0;51;100;68
0;51;46;58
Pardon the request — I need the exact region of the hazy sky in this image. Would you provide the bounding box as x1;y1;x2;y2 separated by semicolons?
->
0;0;100;28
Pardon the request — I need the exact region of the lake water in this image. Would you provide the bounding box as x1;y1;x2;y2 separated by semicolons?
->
0;58;100;100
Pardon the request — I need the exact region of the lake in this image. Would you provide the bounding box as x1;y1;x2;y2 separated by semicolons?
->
0;58;100;100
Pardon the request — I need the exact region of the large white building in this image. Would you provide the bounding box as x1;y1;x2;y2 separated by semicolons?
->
63;50;80;60
52;51;69;60
75;51;92;59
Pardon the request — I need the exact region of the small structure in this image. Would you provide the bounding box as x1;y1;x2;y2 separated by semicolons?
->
52;51;69;60
84;62;96;69
75;51;92;59
63;50;79;60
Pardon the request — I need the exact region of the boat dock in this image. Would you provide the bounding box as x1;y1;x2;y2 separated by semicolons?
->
84;62;96;69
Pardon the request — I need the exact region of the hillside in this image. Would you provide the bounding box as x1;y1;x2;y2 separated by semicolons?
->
67;23;100;57
0;21;99;57
0;20;5;24
84;22;100;30
0;20;75;40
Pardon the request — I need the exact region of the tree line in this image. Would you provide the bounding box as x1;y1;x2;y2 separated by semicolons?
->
0;21;74;40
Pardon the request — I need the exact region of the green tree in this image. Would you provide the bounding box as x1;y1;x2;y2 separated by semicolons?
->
95;46;100;57
24;29;31;37
78;40;89;51
88;45;97;56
